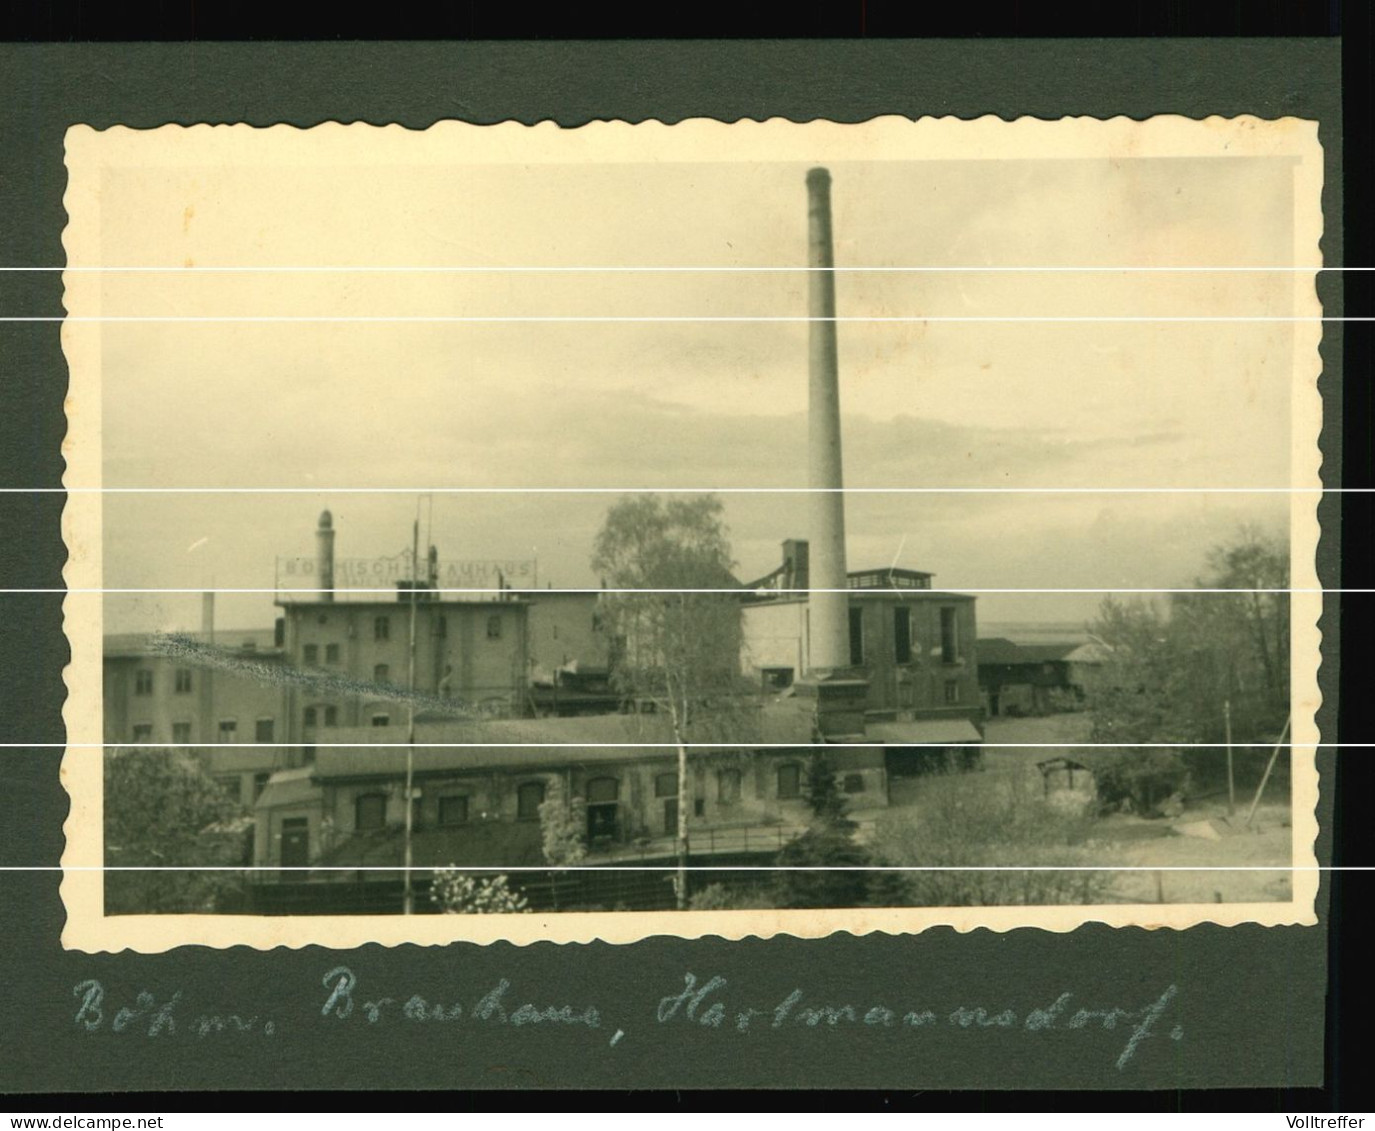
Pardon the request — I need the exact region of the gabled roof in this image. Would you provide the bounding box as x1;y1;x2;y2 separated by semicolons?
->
104;628;281;659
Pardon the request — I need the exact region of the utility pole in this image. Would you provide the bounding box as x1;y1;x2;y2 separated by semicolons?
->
1223;698;1235;817
402;518;419;915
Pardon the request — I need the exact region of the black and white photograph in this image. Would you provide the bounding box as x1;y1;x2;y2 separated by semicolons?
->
57;116;1324;951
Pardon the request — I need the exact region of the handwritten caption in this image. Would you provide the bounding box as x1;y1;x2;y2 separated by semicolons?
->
69;968;1183;1070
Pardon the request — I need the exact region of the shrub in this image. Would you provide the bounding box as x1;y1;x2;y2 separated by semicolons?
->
871;771;1113;907
430;871;531;914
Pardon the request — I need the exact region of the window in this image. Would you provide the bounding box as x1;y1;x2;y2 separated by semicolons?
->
215;775;240;798
694;798;706;818
325;643;340;664
255;718;275;743
301;744;316;765
303;706;317;728
374;616;390;642
439;795;469;826
218;719;237;740
843;773;865;794
944;680;960;705
131;723;153;743
303;644;319;665
894;607;913;664
940;607;959;664
355;793;387;832
654;771;678;799
134;670;153;696
434;615;447;638
371;713;390;727
586;777;619;804
516;781;546;820
717;768;742;804
174;668;193;694
487;615;502;640
253;772;271;800
849;606;865;666
373;663;390;685
171;721;191;745
777;763;802;800
323;706;338;727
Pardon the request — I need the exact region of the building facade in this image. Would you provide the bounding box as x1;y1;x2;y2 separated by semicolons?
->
102;625;291;808
252;705;890;873
741;540;982;726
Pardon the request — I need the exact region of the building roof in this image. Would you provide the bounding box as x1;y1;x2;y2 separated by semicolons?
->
254;766;320;810
862;718;984;746
320;822;546;870
310;701;821;781
975;637;1081;666
104;628;282;659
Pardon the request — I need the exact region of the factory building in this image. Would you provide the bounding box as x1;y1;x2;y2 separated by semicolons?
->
102;599;291;809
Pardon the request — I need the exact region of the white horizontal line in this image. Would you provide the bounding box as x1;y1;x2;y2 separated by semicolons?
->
42;742;1325;749
15;865;1335;873
6;265;1344;273
37;586;1319;594
9;314;1353;323
18;485;1338;494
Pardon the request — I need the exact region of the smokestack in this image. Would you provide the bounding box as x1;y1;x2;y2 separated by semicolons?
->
316;510;335;602
201;591;215;642
805;167;850;673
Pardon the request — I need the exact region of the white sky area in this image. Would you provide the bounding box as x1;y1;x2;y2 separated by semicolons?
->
92;149;1305;635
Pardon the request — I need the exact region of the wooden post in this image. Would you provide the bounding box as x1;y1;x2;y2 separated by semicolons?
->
402;518;419;915
1224;698;1235;817
1245;715;1291;827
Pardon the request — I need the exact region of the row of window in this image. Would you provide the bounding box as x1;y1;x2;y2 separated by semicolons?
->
131;719;276;743
133;668;194;695
349;764;867;832
300;614;502;661
847;606;962;667
303;706;392;729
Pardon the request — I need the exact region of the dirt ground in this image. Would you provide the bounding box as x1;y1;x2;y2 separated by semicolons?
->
913;714;1298;906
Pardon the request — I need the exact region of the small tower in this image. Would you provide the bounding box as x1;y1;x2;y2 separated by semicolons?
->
316;510;335;602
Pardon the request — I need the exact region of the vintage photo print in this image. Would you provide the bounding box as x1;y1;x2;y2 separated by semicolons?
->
58;116;1324;952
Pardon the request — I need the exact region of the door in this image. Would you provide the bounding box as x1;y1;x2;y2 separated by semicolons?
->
280;819;309;868
662;798;678;836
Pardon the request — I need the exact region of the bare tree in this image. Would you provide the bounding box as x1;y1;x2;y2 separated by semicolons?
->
591;494;750;909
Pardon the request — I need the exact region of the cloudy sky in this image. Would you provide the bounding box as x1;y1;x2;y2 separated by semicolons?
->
79;126;1313;635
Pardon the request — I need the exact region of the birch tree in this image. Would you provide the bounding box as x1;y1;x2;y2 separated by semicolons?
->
591;494;749;909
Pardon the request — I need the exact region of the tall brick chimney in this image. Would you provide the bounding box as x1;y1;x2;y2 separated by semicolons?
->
805;167;850;674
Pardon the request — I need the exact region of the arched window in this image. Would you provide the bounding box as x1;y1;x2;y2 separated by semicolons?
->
776;763;802;800
516;781;546;820
355;792;387;832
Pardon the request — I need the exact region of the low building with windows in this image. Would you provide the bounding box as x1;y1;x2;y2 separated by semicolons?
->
102;624;291;808
250;703;890;886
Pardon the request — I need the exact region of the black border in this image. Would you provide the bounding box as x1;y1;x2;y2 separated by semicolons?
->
0;35;1360;1104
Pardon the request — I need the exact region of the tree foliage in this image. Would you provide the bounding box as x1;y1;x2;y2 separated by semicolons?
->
1083;527;1291;809
871;772;1113;907
772;752;874;909
538;779;587;911
591;493;746;726
591;494;753;907
430;871;531;914
103;748;247;914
